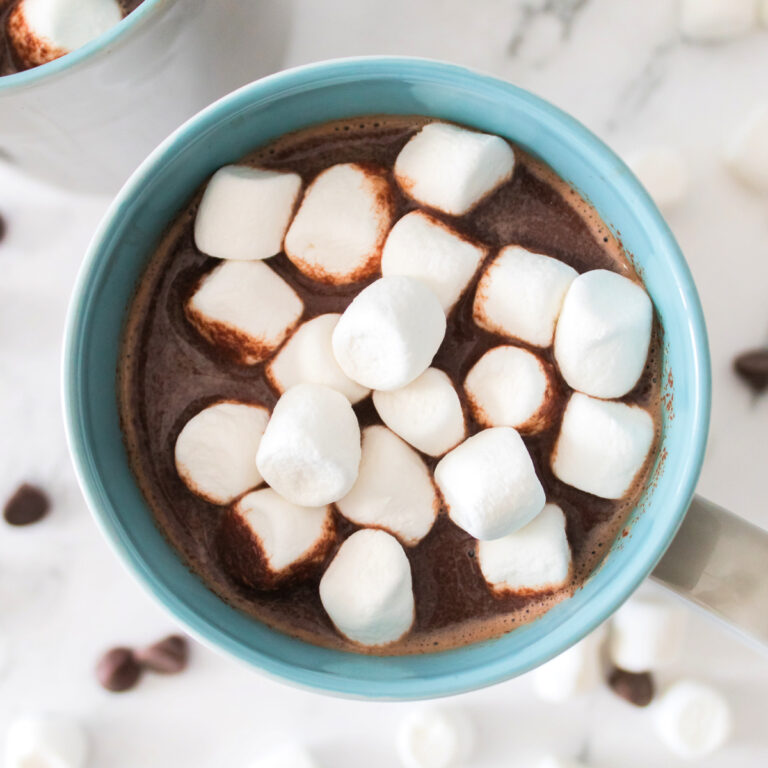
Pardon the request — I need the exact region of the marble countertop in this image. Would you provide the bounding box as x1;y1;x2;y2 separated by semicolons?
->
1;0;767;765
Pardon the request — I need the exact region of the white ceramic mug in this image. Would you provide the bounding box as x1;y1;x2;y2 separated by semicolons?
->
0;0;291;193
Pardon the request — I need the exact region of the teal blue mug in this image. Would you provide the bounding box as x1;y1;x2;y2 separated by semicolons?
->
63;58;717;699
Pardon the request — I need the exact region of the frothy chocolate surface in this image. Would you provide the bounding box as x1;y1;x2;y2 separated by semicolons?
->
119;116;662;654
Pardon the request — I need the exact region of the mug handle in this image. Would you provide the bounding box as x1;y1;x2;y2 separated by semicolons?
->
653;495;768;647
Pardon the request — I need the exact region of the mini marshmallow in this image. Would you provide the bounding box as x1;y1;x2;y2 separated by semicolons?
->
554;270;653;399
249;744;319;768
267;314;370;404
679;0;756;42
478;504;571;593
474;246;577;347
332;276;446;391
381;211;486;312
337;426;438;545
435;427;545;540
372;368;465;456
319;528;414;646
9;0;122;68
625;147;688;211
464;345;555;433
394;122;515;215
396;706;475;768
175;401;269;505
725;105;768;193
256;383;361;506
654;680;732;759
284;163;394;283
194;165;302;261
552;393;655;500
5;713;88;768
609;595;686;672
186;260;303;364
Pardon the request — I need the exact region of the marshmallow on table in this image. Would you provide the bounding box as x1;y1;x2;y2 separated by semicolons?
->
381;211;486;313
249;744;320;768
284;163;394;284
372;367;465;457
8;0;123;68
435;427;545;540
332;276;446;391
194;165;302;261
266;313;370;404
256;383;361;507
654;680;732;759
175;401;269;505
609;595;686;672
396;706;475;768
554;270;653;399
474;246;577;347
319;528;414;646
625;147;688;211
679;0;756;42
5;713;88;768
394;122;515;215
186;260;303;364
725;105;768;193
464;345;555;433
478;504;571;594
337;426;437;545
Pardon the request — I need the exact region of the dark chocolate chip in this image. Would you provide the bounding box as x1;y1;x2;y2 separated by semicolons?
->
136;634;189;674
608;667;655;707
734;349;768;394
3;484;50;526
0;213;6;243
96;647;142;692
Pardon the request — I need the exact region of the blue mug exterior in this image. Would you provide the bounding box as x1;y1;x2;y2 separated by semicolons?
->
62;57;710;700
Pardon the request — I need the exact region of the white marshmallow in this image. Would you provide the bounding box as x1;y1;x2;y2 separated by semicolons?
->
332;276;446;391
679;0;756;42
319;528;414;646
372;368;465;457
284;163;393;284
435;427;545;540
396;706;475;768
381;211;486;313
186;260;303;364
267;314;370;404
552;393;655;500
474;246;577;347
609;595;687;672
337;426;437;545
5;713;88;768
194;165;302;261
256;383;361;507
8;0;122;68
394;122;515;215
554;270;653;399
249;744;319;768
464;345;555;433
478;504;571;593
725;105;768;193
654;680;732;759
175;401;269;505
625;147;688;211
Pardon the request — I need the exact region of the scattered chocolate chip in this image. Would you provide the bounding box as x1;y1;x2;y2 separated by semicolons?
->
96;647;142;692
0;213;6;243
608;667;655;707
136;634;189;674
734;349;768;394
3;484;50;526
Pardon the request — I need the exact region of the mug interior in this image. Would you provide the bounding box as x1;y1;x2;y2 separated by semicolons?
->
63;58;710;700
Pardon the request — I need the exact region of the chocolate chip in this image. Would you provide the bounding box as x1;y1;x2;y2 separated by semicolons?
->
734;349;768;394
96;647;142;692
0;213;6;243
3;484;50;526
136;634;189;674
608;667;655;707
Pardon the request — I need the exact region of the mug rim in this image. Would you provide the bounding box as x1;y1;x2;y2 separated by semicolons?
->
62;56;711;699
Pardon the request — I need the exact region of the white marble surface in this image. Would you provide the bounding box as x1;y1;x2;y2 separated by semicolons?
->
2;0;768;766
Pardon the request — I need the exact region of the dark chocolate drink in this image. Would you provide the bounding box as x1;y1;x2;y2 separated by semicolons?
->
118;116;662;655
